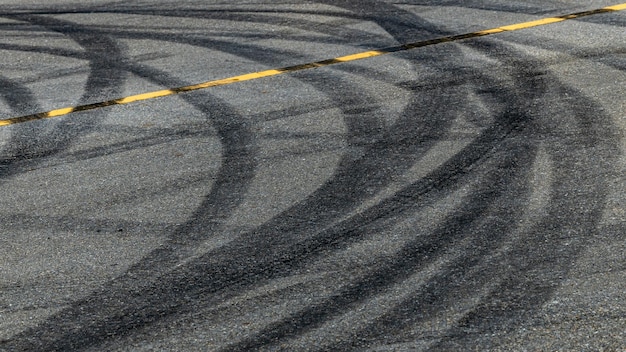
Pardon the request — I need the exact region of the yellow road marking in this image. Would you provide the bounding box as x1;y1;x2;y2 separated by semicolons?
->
115;90;173;104
1;2;625;127
47;107;75;117
605;3;626;10
335;51;385;62
498;17;566;31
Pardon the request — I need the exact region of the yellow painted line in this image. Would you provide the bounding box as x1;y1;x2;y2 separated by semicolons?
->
474;28;506;35
1;2;625;127
47;107;75;117
606;3;626;10
115;90;173;104
335;50;386;62
498;17;566;31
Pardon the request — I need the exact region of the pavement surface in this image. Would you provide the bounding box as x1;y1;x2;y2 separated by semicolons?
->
1;1;625;351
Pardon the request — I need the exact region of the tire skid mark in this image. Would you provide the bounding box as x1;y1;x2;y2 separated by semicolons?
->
221;142;538;352
422;45;618;350
216;38;545;349
0;46;391;352
324;35;620;351
56;45;527;352
0;2;623;351
0;14;127;176
2;2;454;349
0;75;43;173
0;0;512;350
0;12;256;349
221;4;616;350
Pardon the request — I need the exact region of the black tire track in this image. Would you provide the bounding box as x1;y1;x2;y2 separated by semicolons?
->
0;11;258;349
1;2;456;349
0;1;621;351
0;14;127;176
319;40;619;351
0;74;43;168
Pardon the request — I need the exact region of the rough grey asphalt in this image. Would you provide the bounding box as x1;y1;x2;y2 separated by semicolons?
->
1;1;625;351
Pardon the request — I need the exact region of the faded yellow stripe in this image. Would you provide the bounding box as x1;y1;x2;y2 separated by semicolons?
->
234;69;285;81
499;17;565;31
474;28;505;35
116;90;175;104
46;107;75;117
335;51;385;62
606;4;626;10
1;2;625;127
184;69;284;90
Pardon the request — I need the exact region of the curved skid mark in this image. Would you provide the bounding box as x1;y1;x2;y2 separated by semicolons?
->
12;49;524;351
1;2;446;349
0;14;127;173
0;75;44;177
0;12;254;348
0;1;623;351
218;50;543;349
221;142;539;352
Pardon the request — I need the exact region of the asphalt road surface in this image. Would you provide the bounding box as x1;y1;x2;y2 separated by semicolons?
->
1;1;625;351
